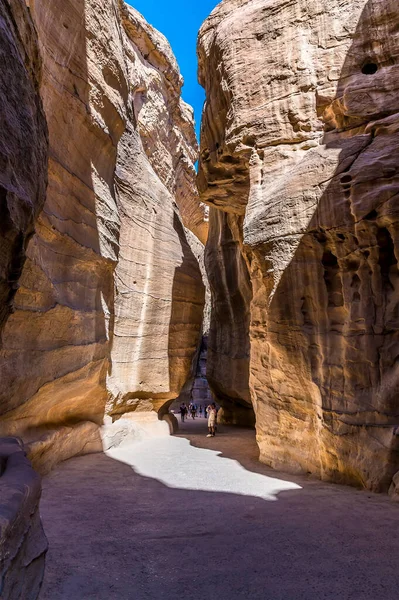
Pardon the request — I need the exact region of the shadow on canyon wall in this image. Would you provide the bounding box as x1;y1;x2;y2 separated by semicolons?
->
0;0;116;440
0;1;206;453
166;212;206;415
253;0;399;489
205;209;255;426
0;0;48;336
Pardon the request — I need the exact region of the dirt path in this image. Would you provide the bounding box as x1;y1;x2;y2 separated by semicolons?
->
39;418;399;599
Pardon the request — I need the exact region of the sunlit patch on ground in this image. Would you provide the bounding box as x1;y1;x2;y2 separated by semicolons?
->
105;435;302;501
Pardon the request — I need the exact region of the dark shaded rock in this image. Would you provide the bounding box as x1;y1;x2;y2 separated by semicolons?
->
0;0;48;333
0;437;47;599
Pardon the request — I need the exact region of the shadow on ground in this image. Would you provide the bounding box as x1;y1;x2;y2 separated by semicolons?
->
39;418;399;600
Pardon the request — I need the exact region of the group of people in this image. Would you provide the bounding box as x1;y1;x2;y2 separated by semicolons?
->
179;402;207;421
179;403;201;420
179;402;218;437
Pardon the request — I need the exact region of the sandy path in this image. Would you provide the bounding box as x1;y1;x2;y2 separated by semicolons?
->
39;418;399;599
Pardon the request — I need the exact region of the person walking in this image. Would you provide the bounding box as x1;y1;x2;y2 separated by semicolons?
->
180;403;187;423
207;403;217;437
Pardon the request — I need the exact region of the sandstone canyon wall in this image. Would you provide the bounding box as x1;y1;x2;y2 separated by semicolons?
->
0;0;206;473
199;0;399;492
0;0;47;335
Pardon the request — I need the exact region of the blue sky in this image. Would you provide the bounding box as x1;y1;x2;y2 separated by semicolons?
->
126;0;219;138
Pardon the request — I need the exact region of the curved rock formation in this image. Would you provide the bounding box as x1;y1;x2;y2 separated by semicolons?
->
0;0;206;472
105;4;206;420
199;0;399;491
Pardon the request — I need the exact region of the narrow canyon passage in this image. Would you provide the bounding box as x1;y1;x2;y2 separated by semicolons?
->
39;420;398;600
2;1;399;597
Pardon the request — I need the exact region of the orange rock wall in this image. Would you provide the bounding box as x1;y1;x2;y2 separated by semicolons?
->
0;0;206;472
199;0;399;491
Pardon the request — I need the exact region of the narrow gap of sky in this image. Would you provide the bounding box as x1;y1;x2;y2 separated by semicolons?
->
126;0;219;139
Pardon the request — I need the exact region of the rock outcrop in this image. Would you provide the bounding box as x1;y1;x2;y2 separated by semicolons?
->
0;437;47;599
0;0;206;472
198;0;399;491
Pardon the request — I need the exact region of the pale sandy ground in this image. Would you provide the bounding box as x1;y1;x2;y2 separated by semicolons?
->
39;418;399;600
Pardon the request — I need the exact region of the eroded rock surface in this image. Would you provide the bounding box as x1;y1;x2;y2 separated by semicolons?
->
0;0;205;472
0;0;47;334
199;0;399;491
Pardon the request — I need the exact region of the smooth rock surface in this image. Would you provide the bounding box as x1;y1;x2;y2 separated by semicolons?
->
0;0;205;472
198;0;399;490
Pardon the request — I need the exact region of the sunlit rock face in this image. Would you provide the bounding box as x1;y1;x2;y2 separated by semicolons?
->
105;4;206;419
198;0;399;491
0;0;205;472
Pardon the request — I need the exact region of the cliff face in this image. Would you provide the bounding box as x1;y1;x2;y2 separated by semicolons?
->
0;0;47;334
198;0;399;491
0;0;206;472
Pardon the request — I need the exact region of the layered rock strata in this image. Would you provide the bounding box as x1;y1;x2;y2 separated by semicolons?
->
0;0;205;472
198;0;399;491
0;0;47;334
0;437;47;599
